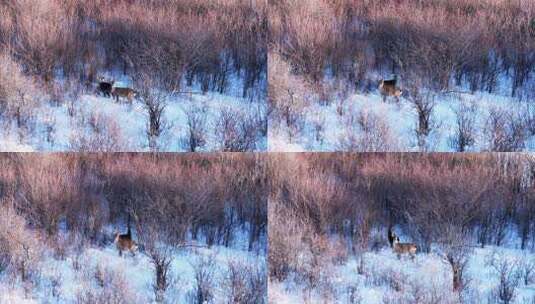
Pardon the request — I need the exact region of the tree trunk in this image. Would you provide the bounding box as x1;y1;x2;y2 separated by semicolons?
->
452;266;461;291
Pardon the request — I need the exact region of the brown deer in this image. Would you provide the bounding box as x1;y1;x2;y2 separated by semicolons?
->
97;77;114;98
393;236;417;259
111;87;137;103
388;228;417;259
114;215;138;257
379;75;403;102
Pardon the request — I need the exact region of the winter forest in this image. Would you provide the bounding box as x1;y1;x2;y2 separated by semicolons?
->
2;0;535;303
269;0;535;152
269;153;535;303
0;154;267;303
0;0;267;151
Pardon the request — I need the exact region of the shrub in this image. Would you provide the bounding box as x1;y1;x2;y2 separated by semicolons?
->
76;267;141;304
0;206;43;283
191;255;215;304
271;0;535;93
268;52;309;141
1;0;267;95
69;110;127;152
338;108;397;152
183;105;208;152
0;52;40;138
450;101;477;152
225;259;267;304
485;107;527;152
487;253;521;304
216;107;260;152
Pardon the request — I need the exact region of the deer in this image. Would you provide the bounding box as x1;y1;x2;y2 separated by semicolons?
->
111;87;137;103
114;214;138;257
379;75;403;102
97;77;114;98
388;227;417;260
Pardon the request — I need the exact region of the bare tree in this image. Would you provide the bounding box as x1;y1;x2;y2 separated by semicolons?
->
216;107;259;152
487;253;521;304
517;255;535;286
132;209;174;303
450;102;477;152
436;226;473;293
410;89;437;150
191;255;215;304
134;74;171;151
183;105;208;152
485;108;527;152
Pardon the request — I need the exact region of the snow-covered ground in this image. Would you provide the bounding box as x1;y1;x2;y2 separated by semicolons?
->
0;75;266;152
269;78;535;152
0;231;266;303
270;245;535;304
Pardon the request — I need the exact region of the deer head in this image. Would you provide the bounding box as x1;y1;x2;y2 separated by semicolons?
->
388;226;396;248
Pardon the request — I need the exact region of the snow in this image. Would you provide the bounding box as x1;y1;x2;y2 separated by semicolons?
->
271;243;535;303
269;84;535;152
0;76;266;152
0;233;266;303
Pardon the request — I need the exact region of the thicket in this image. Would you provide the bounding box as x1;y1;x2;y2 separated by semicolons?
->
270;0;535;95
269;153;535;284
0;153;267;250
0;153;268;302
0;0;267;97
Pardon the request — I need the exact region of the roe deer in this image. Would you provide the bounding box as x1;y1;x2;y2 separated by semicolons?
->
379;75;402;102
114;215;138;257
392;236;417;259
97;77;114;98
111;87;137;103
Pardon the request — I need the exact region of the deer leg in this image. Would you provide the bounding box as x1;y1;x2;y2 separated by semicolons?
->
118;249;122;257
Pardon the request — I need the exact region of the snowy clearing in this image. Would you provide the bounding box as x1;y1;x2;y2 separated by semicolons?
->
0;230;266;304
270;244;535;304
0;78;266;152
269;89;535;152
